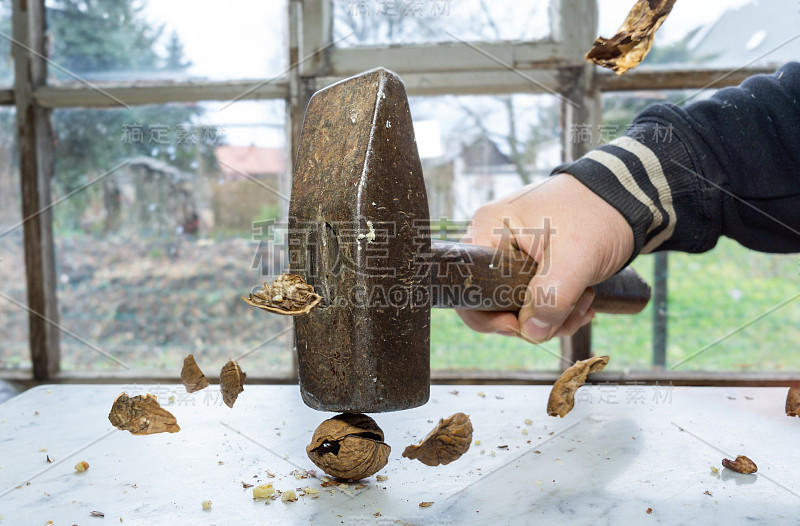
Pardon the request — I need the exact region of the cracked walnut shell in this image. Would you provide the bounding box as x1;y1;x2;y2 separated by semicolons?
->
585;0;676;74
402;412;473;467
242;273;322;315
786;387;800;417
181;354;209;393
108;393;180;435
220;359;246;408
306;413;390;481
547;355;609;418
722;455;758;474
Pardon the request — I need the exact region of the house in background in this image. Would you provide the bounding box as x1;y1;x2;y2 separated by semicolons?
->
215;145;285;182
424;135;561;222
689;0;799;67
213;145;286;229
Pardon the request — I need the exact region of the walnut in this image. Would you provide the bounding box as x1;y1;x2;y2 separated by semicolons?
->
306;413;390;481
547;356;609;418
219;359;246;408
242;273;322;315
402;412;473;467
585;0;677;75
722;455;758;474
786;387;800;417
181;354;209;393
108;393;180;435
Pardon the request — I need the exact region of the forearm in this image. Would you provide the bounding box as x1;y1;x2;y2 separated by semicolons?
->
554;62;800;259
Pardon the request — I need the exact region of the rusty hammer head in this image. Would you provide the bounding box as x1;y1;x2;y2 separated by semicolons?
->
289;68;432;413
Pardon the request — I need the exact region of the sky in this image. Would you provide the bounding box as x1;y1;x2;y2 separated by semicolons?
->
598;0;752;44
141;0;754;148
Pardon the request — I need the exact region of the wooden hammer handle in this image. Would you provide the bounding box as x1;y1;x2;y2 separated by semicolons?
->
429;240;651;314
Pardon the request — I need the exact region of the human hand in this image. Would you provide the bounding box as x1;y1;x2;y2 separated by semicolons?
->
456;173;635;343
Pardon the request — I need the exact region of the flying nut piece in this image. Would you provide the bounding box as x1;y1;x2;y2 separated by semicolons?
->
108;393;180;435
220;359;246;408
786;387;800;417
548;355;609;418
585;0;677;74
242;273;322;315
402;412;473;466
181;354;209;393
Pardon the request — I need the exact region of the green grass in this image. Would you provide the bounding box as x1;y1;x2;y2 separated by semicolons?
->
431;238;799;372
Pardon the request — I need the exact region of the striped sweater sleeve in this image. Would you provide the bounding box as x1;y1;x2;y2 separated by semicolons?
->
553;62;800;260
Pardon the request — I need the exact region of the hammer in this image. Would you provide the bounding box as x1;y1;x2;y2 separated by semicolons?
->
289;68;650;413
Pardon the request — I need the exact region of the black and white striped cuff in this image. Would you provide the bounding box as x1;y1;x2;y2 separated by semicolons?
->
553;128;696;260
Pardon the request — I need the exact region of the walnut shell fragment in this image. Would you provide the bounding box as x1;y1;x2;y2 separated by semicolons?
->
242;273;322;315
108;393;180;435
722;455;758;474
547;355;609;418
181;354;209;393
306;413;390;481
585;0;677;75
220;359;246;408
786;387;800;417
402;412;473;467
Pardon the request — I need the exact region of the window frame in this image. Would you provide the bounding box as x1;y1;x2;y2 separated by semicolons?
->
1;0;787;386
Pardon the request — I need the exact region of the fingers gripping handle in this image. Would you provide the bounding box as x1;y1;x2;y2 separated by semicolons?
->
429;240;651;314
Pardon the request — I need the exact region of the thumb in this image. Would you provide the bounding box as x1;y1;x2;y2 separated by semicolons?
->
518;235;593;343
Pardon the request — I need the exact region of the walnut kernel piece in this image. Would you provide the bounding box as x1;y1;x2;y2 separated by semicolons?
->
786;387;800;417
74;461;89;472
306;413;390;481
242;274;322;316
722;455;758;474
108;393;180;435
252;483;275;499
281;490;298;503
419;501;434;508
220;359;246;408
547;356;609;418
402;412;473;467
585;0;677;75
181;354;210;393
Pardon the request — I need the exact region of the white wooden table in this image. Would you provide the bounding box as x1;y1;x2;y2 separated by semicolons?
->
0;385;797;525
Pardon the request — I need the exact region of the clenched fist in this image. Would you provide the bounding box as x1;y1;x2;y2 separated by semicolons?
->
457;174;635;343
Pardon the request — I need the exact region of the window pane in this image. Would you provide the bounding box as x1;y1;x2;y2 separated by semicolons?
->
46;0;287;83
595;89;799;373
52;100;292;376
0;107;31;371
334;0;550;47
598;1;796;70
0;0;11;86
407;93;563;371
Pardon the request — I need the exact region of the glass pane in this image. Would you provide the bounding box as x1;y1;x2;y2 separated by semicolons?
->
0;107;31;371
52;100;292;376
594;89;799;373
46;0;287;83
595;244;799;373
597;0;796;70
334;0;550;47
0;0;11;86
407;94;563;371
